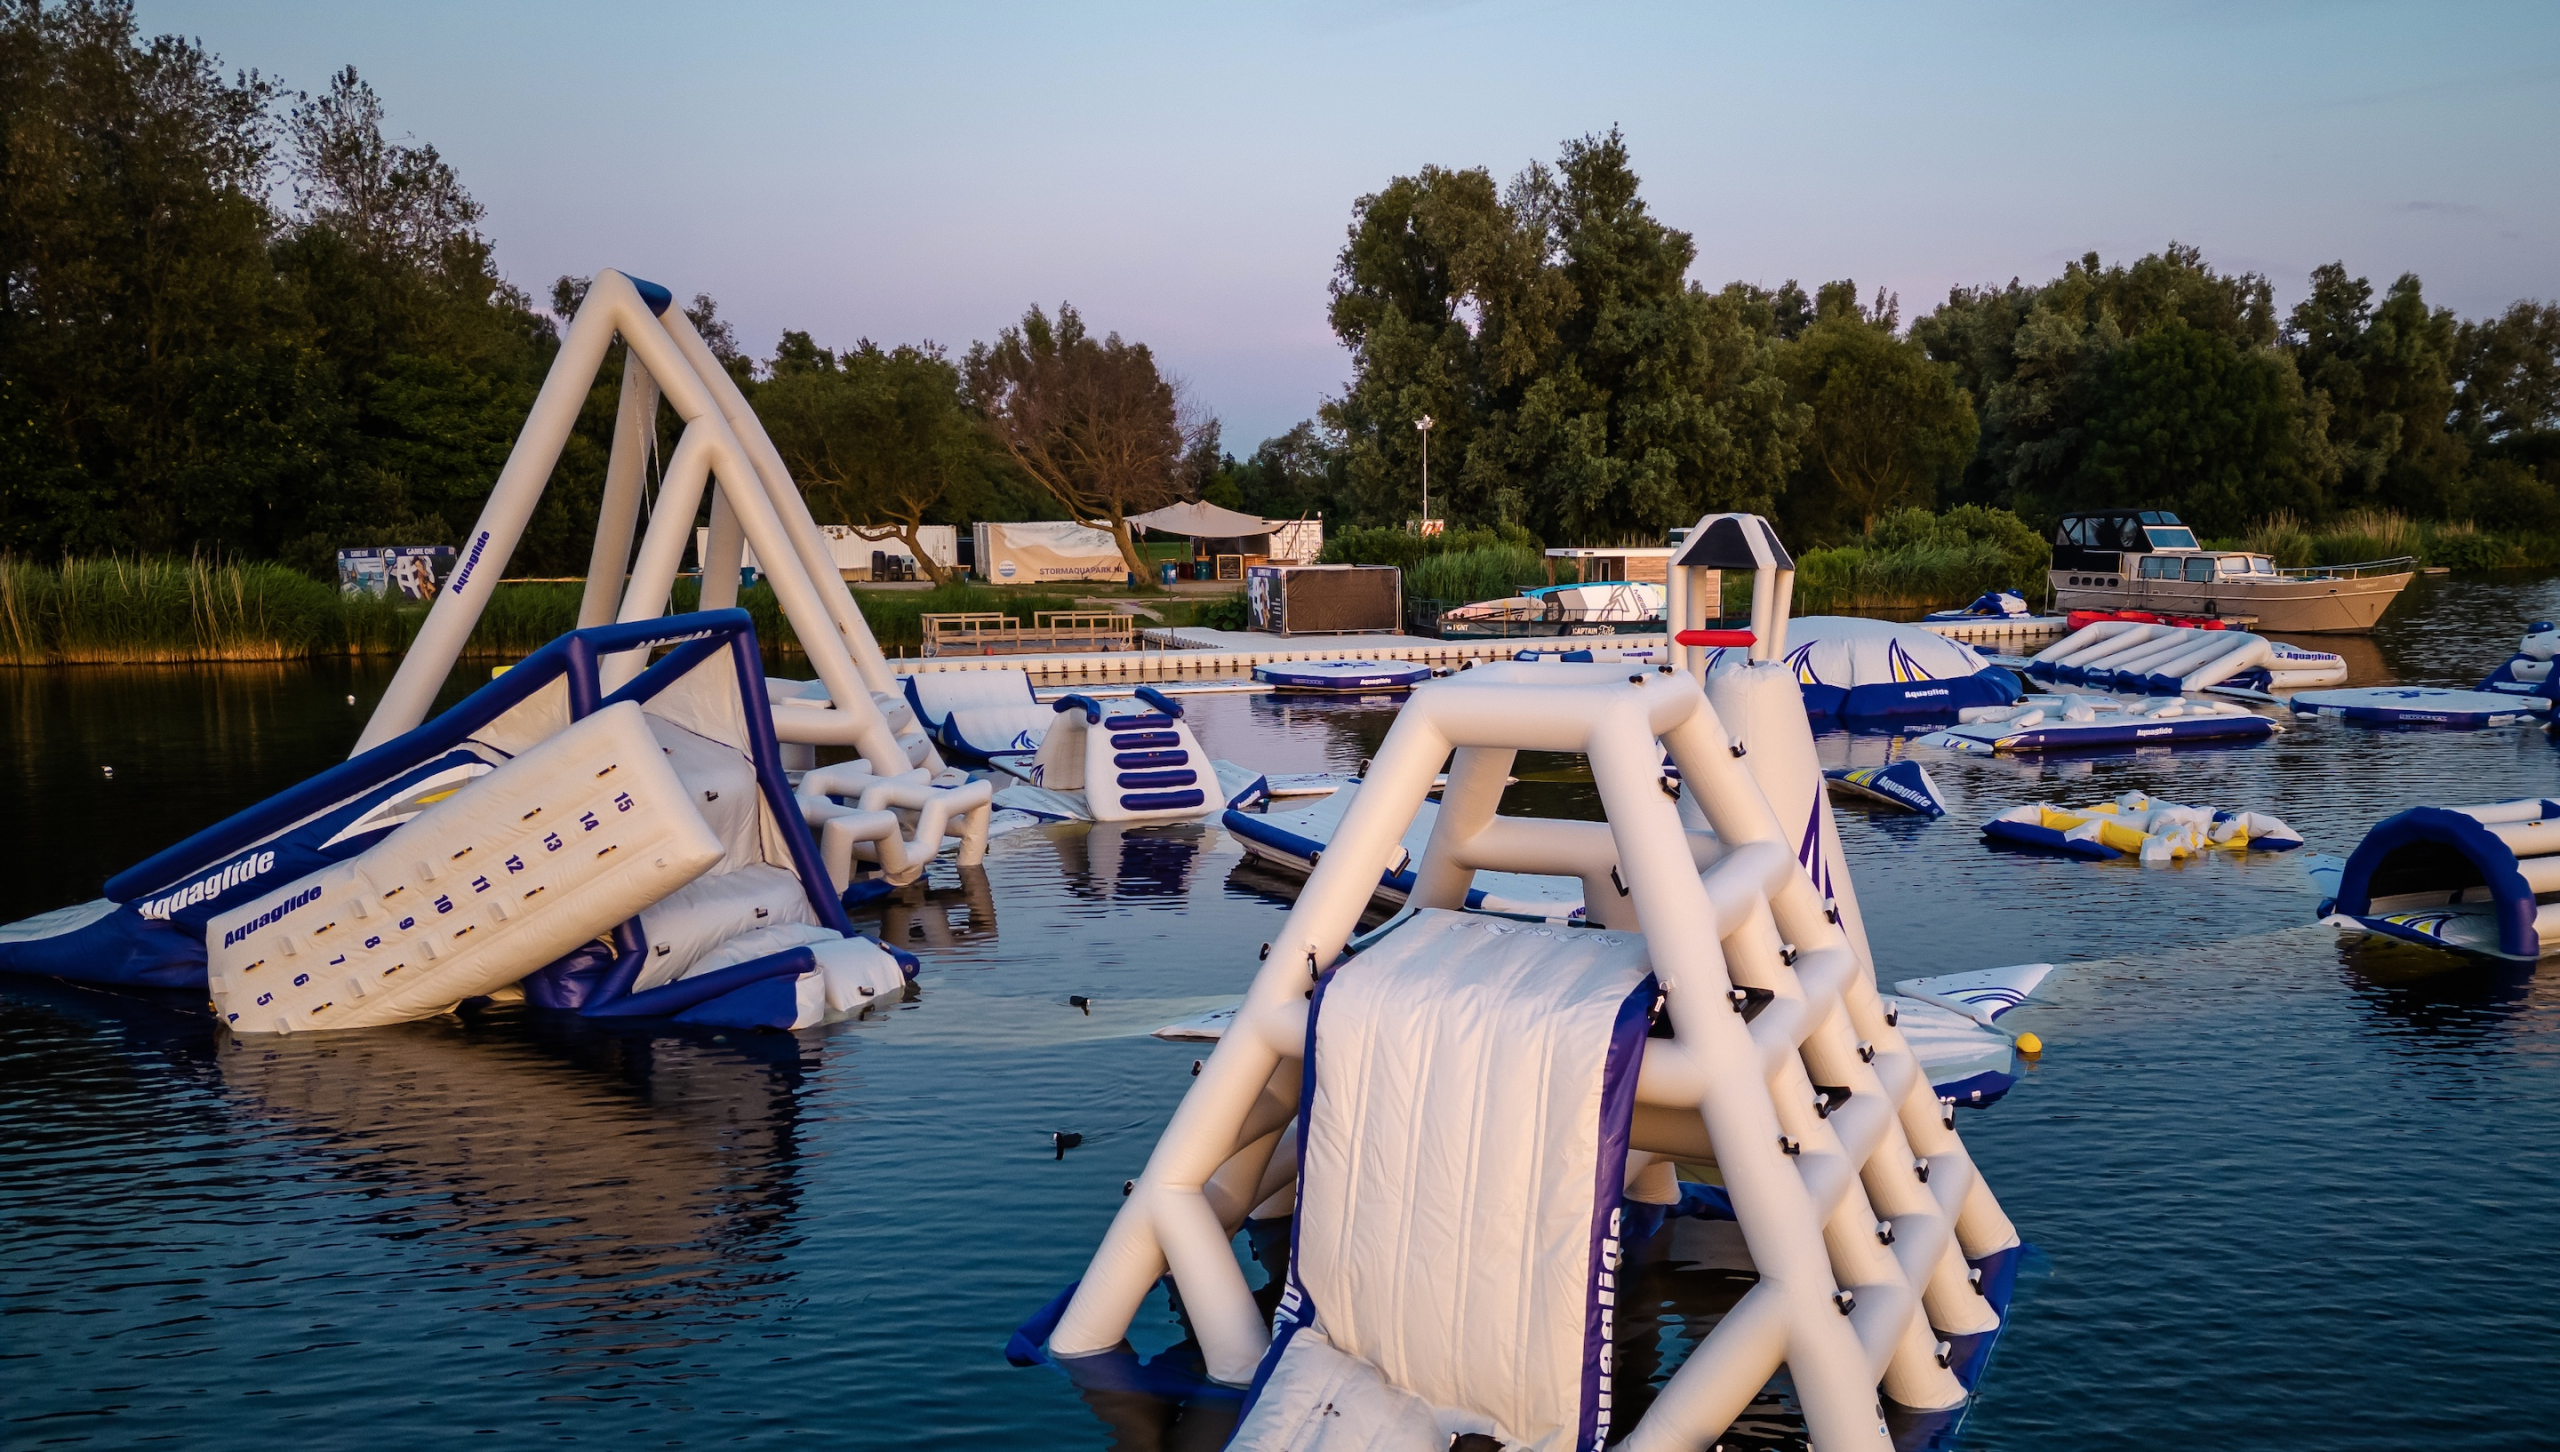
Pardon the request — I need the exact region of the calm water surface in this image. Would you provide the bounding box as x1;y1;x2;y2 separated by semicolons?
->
7;576;2560;1449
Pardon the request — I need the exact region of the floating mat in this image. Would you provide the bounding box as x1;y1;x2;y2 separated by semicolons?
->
1920;695;2278;753
1823;760;1948;816
2289;686;2549;728
206;701;723;1034
1233;911;1654;1452
1252;659;1432;692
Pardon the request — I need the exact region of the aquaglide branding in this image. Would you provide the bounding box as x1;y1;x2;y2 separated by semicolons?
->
221;883;324;949
138;850;277;920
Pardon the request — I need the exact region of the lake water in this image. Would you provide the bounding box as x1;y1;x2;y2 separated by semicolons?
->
7;576;2560;1450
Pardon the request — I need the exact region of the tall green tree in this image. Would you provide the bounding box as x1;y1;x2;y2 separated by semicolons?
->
758;332;991;585
964;302;1202;577
2287;264;2468;515
1775;282;1978;541
1322;131;1805;542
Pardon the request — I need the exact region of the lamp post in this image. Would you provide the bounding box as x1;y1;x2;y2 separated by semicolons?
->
1414;414;1434;534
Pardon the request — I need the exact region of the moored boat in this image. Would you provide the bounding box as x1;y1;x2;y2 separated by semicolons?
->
2048;509;2412;633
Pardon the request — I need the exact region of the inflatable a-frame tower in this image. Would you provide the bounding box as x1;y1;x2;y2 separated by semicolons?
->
1034;518;2024;1450
362;270;925;779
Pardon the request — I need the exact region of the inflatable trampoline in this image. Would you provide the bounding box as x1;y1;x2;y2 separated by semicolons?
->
2289;686;2551;727
2322;798;2560;960
1252;659;1432;693
1701;615;2024;729
1919;694;2280;753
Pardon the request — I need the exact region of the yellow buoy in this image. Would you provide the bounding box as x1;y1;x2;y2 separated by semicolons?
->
2014;1031;2043;1056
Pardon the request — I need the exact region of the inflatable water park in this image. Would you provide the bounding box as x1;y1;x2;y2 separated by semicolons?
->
14;266;2557;1452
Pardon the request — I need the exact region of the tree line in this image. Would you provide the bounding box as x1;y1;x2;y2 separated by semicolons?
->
10;3;2557;584
2;2;1208;580
1219;129;2560;548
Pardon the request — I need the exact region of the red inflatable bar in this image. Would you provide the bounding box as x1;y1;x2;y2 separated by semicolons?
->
1674;629;1758;647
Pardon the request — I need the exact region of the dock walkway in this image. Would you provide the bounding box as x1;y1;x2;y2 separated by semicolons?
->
897;627;1669;683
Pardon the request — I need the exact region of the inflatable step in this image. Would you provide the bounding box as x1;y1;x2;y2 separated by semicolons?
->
206;701;723;1034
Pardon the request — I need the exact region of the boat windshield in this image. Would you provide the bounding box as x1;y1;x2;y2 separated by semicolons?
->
2144;525;2200;550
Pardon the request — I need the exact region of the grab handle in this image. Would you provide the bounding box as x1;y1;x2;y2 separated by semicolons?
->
1052;694;1105;724
1675;629;1757;647
1132;685;1185;719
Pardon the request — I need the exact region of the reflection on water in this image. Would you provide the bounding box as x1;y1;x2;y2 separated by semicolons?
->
8;582;2560;1449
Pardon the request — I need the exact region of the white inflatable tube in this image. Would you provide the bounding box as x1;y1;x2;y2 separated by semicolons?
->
796;761;993;888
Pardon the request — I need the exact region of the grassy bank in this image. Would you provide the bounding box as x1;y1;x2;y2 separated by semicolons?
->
0;557;1216;666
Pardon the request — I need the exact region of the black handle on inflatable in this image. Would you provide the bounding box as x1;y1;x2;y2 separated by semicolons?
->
1133;685;1184;719
1052;693;1105;723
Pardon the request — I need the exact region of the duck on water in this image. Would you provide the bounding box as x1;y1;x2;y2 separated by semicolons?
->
2048;509;2413;633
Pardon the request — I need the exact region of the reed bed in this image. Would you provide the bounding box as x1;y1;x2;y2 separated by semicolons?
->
1405;545;1556;606
2233;510;2542;571
0;556;415;665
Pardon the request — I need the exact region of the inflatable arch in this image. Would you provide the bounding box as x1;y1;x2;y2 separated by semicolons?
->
358;269;934;780
2328;800;2560;960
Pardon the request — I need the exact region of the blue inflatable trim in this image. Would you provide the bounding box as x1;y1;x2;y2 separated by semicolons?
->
628;275;675;315
2333;805;2543;960
1979;818;2120;860
1823;669;2023;730
26;612;854;1000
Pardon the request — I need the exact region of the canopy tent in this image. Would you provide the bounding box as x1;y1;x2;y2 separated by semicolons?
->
1128;501;1275;539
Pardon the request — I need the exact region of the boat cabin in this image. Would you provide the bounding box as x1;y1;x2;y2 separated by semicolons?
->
2050;509;2277;585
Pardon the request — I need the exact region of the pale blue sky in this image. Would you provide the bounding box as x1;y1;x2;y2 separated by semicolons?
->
147;1;2560;447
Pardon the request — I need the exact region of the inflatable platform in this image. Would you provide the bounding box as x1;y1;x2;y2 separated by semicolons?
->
0;613;921;1031
2290;685;2552;727
1252;659;1432;692
1223;784;1588;918
1982;790;2301;864
2322;798;2560;960
1919;694;2279;753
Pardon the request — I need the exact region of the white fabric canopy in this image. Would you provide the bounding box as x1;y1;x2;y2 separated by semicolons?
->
1128;500;1273;538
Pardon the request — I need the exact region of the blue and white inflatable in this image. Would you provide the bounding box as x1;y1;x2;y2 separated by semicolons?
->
1920;694;2279;753
2477;622;2560;695
903;668;1056;764
2289;685;2551;728
1703;615;2023;729
1253;659;1432;692
1923;589;2032;622
1823;760;1949;816
0;613;916;1031
2322;797;2560;960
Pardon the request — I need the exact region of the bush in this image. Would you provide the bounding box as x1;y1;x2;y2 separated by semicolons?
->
2470;461;2560;535
1195;590;1249;630
1748;507;2048;616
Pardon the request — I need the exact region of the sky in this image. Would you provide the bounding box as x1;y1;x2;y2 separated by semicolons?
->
144;0;2560;448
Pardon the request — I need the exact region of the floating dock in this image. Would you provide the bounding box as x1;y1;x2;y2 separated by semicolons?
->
899;626;1669;683
1917;614;2071;650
